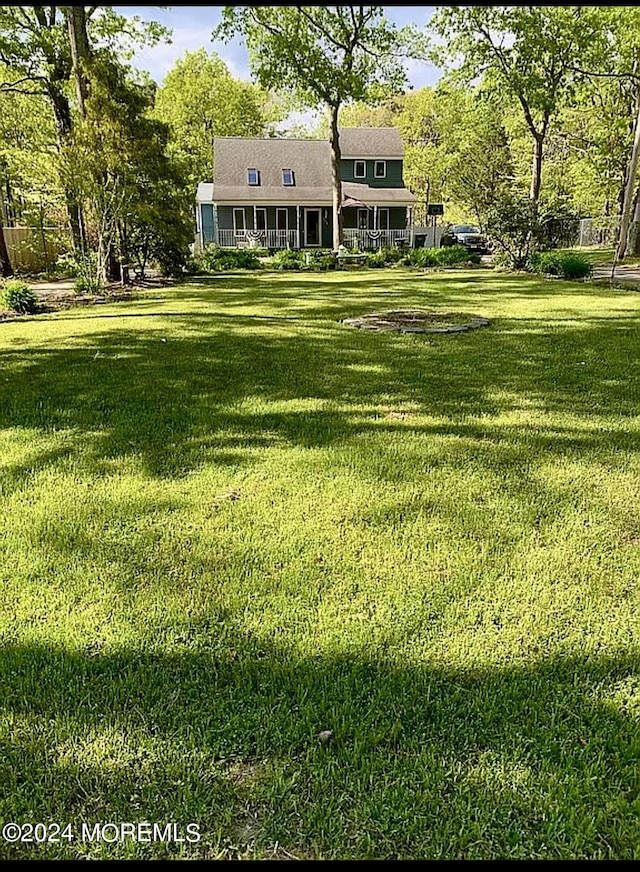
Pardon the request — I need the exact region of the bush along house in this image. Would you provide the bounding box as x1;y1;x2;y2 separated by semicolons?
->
195;128;417;252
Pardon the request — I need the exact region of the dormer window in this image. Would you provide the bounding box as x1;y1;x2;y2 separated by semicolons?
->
247;168;260;186
354;160;366;179
282;168;295;186
374;160;386;179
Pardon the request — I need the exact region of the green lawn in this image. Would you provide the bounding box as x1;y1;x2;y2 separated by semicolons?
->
1;267;640;859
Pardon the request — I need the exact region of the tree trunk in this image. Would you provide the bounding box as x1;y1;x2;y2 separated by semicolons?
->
627;185;640;256
48;81;85;254
530;133;544;206
326;102;343;250
615;91;640;265
66;6;91;119
0;221;12;277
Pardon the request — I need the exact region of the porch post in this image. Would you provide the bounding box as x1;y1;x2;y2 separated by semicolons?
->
253;204;257;233
409;207;414;248
213;203;218;246
297;205;301;249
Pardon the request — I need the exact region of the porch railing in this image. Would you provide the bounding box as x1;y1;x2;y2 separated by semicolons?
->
216;229;299;249
343;228;413;250
211;226;422;250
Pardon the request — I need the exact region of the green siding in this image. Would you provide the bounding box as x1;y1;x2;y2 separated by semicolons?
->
340;158;403;187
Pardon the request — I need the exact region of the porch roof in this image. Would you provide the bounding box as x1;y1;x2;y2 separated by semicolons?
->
197;181;416;207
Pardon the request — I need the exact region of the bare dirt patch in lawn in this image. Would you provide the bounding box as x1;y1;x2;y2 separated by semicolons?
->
342;309;490;334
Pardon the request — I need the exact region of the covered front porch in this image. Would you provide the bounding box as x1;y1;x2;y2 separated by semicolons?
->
198;202;415;251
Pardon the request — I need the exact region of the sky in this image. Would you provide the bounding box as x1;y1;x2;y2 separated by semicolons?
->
113;5;442;89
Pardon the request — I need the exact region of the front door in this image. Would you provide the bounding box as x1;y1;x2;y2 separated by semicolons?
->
305;208;321;247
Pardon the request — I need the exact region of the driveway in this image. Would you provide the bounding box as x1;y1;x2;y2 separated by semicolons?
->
593;263;640;284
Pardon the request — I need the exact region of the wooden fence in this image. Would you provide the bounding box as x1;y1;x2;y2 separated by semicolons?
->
3;225;71;273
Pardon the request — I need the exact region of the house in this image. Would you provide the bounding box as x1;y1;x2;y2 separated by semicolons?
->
195;128;417;251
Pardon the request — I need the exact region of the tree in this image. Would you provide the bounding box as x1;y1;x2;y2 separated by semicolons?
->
0;6;168;251
432;6;600;213
153;49;272;189
66;5;91;119
0;63;65;274
215;6;416;249
72;57;193;285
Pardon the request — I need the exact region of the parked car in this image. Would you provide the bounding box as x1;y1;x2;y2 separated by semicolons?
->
441;224;490;255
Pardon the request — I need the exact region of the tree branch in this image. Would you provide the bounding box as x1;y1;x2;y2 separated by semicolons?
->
296;6;350;53
0;75;47;95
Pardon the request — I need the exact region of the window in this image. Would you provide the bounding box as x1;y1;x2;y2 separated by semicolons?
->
247;168;260;186
358;208;370;230
354;160;366;179
378;208;389;231
276;208;288;232
255;208;267;231
374;160;386;179
282;168;295;186
233;208;245;234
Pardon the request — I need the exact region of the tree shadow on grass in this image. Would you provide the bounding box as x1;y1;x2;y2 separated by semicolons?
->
0;640;638;859
1;301;640;484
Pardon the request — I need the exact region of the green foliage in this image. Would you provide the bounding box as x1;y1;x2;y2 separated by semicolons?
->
405;244;474;268
485;196;538;269
215;7;416;110
152;49;273;188
530;251;593;279
269;249;340;272
0;279;38;313
270;249;306;271
536;198;581;251
73;253;103;294
432;6;603;204
193;246;262;273
365;247;407;268
54;251;80;278
70;57;193;283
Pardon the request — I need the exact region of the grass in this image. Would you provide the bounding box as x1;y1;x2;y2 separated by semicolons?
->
1;267;640;859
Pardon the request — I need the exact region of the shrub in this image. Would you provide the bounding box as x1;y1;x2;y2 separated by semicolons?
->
530;251;592;280
73;253;103;294
365;250;387;268
405;247;439;267
486;196;538;269
0;280;39;314
311;255;336;271
193;246;261;273
435;244;476;266
271;249;306;271
54;251;80;278
365;246;406;268
404;245;474;268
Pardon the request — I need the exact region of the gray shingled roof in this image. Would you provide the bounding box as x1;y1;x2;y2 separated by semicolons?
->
205;129;413;205
213;138;330;189
339;127;404;157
